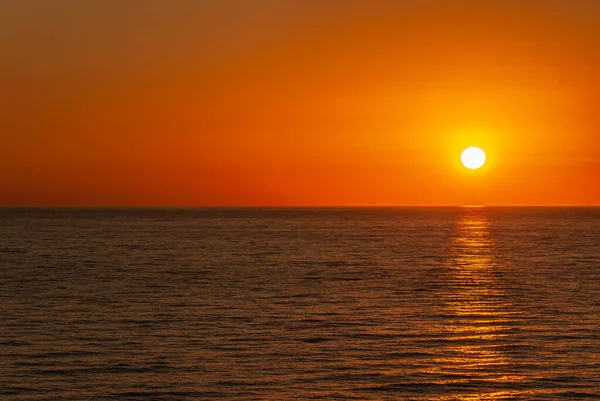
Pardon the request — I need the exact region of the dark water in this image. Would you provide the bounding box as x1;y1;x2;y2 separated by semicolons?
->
1;207;599;400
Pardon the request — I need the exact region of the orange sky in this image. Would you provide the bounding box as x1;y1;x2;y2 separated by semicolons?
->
1;0;599;206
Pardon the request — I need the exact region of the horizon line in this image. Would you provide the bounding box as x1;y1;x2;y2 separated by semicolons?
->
1;205;599;208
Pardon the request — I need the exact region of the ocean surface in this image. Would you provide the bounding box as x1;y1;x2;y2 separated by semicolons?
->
1;207;599;400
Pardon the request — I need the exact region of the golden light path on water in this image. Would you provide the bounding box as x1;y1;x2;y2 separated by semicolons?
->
427;207;527;400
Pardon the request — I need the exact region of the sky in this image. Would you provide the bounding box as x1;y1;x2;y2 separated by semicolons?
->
1;0;599;206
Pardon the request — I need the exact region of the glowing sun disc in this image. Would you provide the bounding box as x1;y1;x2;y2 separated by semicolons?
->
461;147;486;169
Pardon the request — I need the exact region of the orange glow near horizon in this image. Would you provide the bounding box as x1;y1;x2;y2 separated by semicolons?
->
1;1;599;206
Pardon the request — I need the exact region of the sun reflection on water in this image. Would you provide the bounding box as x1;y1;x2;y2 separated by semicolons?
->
426;207;525;399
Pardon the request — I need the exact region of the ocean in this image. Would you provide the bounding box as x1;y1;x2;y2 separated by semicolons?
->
1;207;599;400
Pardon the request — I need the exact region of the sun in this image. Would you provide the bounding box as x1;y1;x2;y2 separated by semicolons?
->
461;147;486;170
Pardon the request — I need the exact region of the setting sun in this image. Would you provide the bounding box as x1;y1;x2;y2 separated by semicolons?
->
461;147;486;170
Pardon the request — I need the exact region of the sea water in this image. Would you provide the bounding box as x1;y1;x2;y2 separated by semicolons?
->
1;207;599;399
